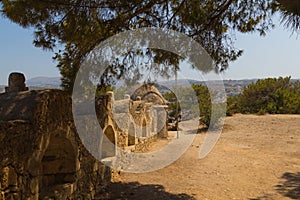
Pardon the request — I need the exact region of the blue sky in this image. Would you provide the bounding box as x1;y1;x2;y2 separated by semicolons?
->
0;17;59;84
0;14;299;85
222;17;300;80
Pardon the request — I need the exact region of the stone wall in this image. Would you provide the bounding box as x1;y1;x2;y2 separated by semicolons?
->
0;72;169;199
0;90;111;199
99;89;168;172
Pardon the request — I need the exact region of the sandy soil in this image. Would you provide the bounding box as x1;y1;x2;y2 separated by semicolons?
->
106;114;300;200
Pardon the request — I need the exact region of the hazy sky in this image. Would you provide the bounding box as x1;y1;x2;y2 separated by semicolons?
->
0;14;299;85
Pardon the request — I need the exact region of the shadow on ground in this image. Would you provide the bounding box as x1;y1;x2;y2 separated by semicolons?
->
249;172;300;200
276;172;300;199
102;181;196;200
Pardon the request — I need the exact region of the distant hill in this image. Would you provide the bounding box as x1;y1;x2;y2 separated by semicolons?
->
0;77;61;93
0;85;57;92
26;77;61;88
0;86;4;93
157;78;300;96
1;77;299;96
156;79;257;96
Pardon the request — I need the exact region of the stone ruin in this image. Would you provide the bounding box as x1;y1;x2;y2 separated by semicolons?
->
74;84;169;168
5;73;28;93
129;84;168;139
0;89;111;199
0;73;168;199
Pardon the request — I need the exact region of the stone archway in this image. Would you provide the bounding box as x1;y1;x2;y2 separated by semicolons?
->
141;91;165;105
101;125;116;159
151;109;157;134
39;135;77;198
128;122;136;146
142;119;147;137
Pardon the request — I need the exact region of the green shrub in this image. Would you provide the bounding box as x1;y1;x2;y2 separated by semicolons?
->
164;84;225;128
227;77;300;115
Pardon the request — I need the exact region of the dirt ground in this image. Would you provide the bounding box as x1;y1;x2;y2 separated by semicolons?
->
106;114;300;200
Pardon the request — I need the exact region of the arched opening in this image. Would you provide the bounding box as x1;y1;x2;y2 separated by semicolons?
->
142;91;165;105
142;119;147;137
151;110;157;134
128;123;136;146
101;125;116;158
39;135;76;197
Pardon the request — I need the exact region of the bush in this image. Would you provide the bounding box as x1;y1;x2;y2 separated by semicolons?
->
227;77;300;115
164;84;225;128
257;108;267;115
226;96;239;116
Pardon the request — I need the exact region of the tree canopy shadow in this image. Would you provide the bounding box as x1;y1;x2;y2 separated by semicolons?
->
248;194;274;200
102;181;196;200
276;172;300;199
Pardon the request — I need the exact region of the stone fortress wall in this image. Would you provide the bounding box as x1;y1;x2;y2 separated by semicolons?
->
0;73;168;199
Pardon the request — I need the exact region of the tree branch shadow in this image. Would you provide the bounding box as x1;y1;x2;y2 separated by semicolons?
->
248;194;273;200
276;172;300;199
101;181;196;200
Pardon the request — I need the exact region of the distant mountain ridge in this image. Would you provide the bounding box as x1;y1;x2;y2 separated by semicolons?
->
0;77;61;93
157;78;300;96
1;77;299;97
26;76;61;88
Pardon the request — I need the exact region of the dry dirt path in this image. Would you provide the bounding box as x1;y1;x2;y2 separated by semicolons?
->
107;114;300;200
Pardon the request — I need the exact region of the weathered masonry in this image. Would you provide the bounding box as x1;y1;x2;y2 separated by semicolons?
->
0;73;168;199
0;88;111;199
